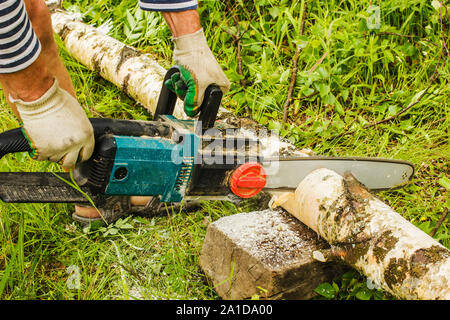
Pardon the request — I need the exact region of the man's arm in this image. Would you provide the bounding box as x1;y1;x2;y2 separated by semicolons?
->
0;0;94;168
0;0;50;101
161;9;201;37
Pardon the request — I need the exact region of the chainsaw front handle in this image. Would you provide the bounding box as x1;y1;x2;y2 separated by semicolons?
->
155;66;223;130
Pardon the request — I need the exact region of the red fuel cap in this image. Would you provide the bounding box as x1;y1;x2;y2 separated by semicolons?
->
230;162;267;198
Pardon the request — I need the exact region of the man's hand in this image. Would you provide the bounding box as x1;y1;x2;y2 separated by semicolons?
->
10;78;94;169
162;10;230;117
165;29;230;117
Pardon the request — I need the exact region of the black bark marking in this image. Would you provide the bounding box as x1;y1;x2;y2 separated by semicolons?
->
410;245;449;277
372;230;399;263
58;25;71;42
91;51;103;73
384;257;408;289
116;46;141;74
122;73;131;96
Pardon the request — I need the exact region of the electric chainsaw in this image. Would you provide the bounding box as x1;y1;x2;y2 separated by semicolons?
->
0;67;414;205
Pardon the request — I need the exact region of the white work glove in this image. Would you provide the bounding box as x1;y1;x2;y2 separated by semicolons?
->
10;78;95;168
166;28;230;117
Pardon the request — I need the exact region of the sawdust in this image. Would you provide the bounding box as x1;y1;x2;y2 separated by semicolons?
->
213;209;322;269
216;112;314;158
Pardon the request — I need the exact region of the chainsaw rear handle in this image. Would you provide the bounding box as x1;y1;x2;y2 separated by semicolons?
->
0;128;32;160
155;66;223;130
0;118;170;161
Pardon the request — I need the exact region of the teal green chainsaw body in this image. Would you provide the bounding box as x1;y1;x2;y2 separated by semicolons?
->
105;116;199;202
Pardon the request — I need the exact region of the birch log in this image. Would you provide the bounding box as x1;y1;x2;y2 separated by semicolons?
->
47;6;186;119
273;168;450;300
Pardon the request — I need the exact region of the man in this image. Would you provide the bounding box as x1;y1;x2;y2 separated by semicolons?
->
0;0;230;223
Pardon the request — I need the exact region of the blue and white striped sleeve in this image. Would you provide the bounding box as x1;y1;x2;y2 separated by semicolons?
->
139;0;198;12
0;0;41;74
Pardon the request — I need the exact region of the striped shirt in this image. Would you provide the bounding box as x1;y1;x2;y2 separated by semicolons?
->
0;0;41;73
139;0;198;12
0;0;198;74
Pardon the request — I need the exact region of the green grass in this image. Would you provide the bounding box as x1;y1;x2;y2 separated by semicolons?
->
0;0;448;300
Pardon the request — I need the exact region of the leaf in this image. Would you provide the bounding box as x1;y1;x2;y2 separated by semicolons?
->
340;89;349;101
268;120;282;132
257;0;270;6
358;115;368;126
119;223;133;230
400;119;414;131
105;227;119;236
225;70;245;82
316;83;330;98
333;119;345;130
249;44;262;52
332;281;340;294
402;43;418;57
302;87;315;97
268;7;280;19
387;105;397;117
438;177;450;190
279;69;290;83
316;67;329;79
293;35;309;49
334;101;345;116
355;287;373;300
126;10;136;29
310;39;321;48
311;24;325;37
384;50;395;63
375;103;388;114
355;47;366;57
259;116;269;125
323;93;336;105
314;282;336;299
66;4;81;14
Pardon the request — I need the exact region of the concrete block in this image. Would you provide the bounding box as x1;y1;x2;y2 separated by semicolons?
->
199;209;348;300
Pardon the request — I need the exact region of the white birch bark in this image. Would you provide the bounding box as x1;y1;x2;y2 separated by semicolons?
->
272;168;450;300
